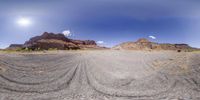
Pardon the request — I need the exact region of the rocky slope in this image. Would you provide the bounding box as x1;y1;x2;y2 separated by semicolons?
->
112;38;196;51
7;32;103;50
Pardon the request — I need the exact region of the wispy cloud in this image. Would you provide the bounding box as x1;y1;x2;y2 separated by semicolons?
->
62;30;71;37
149;35;156;39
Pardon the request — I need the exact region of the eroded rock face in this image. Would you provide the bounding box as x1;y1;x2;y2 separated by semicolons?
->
113;38;153;50
136;38;150;43
24;32;70;46
26;39;80;50
70;40;97;45
135;38;153;49
8;32;100;50
113;38;195;51
83;40;97;45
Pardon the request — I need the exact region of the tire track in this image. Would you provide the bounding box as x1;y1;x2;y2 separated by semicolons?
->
0;51;199;100
0;56;81;94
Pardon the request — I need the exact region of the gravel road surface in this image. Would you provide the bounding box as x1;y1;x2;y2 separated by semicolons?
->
0;50;199;100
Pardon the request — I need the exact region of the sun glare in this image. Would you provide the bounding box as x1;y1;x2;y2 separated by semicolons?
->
17;18;31;27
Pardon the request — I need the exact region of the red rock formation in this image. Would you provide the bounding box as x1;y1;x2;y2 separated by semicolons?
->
24;32;70;46
26;39;80;50
8;32;103;50
70;40;96;45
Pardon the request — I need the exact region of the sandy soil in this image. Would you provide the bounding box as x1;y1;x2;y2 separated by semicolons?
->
0;50;199;100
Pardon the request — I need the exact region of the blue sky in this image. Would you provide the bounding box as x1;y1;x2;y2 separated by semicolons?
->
0;0;200;48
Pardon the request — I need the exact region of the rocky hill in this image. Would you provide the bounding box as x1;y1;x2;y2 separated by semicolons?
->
7;44;24;50
7;32;104;50
112;38;196;51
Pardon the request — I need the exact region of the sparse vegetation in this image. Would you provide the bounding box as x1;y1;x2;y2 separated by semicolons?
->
48;48;58;51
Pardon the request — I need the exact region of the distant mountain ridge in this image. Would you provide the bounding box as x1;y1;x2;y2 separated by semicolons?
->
6;34;198;51
112;38;197;51
7;32;104;50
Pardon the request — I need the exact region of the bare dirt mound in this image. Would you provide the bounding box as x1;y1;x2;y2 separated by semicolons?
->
0;51;199;100
112;38;197;51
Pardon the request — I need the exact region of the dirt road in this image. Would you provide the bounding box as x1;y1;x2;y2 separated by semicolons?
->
0;50;199;100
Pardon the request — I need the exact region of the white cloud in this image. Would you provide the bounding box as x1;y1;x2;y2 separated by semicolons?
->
149;35;156;39
62;30;71;37
97;41;104;44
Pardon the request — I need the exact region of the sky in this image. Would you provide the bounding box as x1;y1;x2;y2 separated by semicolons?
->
0;0;200;48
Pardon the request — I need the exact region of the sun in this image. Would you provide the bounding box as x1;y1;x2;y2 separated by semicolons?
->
17;17;31;27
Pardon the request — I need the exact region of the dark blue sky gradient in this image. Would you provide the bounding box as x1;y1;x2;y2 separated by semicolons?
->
0;0;200;48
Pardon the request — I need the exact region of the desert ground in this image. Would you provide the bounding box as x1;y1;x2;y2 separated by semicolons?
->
0;50;199;100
